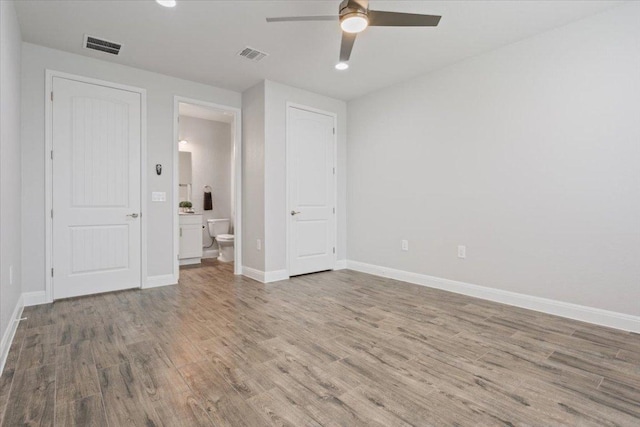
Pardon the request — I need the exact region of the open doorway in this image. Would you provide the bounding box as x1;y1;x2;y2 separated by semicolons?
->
173;97;241;277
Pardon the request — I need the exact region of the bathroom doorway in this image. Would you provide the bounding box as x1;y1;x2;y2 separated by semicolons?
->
173;97;242;276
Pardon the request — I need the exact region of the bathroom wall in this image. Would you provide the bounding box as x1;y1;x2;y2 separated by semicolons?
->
179;115;232;249
20;42;241;292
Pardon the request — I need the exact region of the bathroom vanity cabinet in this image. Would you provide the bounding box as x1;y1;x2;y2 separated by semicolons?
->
179;214;203;265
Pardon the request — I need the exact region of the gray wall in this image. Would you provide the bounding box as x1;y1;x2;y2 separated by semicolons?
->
179;116;232;245
347;3;640;316
0;0;23;342
20;43;241;293
241;82;266;271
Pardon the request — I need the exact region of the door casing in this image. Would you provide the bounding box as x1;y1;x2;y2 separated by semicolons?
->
172;96;243;277
285;102;338;277
45;70;148;303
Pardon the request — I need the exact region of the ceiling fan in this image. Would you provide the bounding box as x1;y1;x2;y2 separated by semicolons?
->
266;0;441;69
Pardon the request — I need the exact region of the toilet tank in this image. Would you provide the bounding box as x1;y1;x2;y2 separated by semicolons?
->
207;218;230;236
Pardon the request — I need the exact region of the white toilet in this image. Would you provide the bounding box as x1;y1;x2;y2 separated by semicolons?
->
207;219;234;263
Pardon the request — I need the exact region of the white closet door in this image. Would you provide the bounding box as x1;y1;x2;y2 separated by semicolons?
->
288;106;336;276
52;77;142;299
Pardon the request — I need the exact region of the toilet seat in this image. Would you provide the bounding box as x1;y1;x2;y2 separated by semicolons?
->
217;234;234;242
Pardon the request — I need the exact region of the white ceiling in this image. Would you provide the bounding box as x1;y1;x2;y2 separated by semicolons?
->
14;0;623;100
179;102;234;123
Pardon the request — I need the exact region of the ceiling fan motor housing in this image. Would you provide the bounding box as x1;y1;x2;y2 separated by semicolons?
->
339;0;368;17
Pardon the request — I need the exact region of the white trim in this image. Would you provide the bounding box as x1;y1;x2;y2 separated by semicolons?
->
143;274;178;289
242;266;265;283
285;103;338;277
23;291;48;307
173;96;242;279
0;295;24;375
334;259;348;270
241;267;288;283
265;270;289;283
44;70;147;302
346;260;640;333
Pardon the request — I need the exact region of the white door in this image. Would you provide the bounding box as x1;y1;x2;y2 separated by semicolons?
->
52;77;142;299
288;106;336;276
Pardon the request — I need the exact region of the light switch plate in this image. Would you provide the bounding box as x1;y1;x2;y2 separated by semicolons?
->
152;192;166;202
401;240;409;251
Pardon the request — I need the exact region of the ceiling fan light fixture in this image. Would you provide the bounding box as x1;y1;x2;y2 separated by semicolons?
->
335;62;349;70
340;12;368;33
156;0;177;8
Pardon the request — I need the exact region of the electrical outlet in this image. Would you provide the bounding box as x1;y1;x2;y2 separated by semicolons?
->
401;240;409;251
257;239;261;251
9;266;13;285
457;245;466;259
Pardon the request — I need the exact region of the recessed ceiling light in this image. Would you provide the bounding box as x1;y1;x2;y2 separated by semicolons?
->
340;13;369;33
335;62;349;71
156;0;176;8
179;140;188;145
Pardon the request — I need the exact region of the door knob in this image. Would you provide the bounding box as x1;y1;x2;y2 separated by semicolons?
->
127;213;139;218
290;210;301;216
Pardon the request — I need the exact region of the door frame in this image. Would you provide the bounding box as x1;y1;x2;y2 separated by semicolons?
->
285;102;338;277
44;70;148;303
173;96;242;276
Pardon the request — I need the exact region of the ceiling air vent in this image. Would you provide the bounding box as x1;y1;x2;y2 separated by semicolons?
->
84;35;122;55
237;46;268;62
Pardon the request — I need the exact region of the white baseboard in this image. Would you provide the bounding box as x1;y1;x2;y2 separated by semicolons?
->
23;291;48;307
265;269;289;283
143;274;178;289
346;260;640;333
242;266;265;283
0;294;24;375
242;267;289;283
334;260;347;270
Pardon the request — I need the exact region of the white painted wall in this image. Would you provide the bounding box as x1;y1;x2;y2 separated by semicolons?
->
21;43;241;293
264;80;347;273
347;3;640;316
179;116;232;246
241;82;266;271
0;0;23;346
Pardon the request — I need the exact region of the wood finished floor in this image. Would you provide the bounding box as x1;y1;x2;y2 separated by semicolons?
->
0;260;639;426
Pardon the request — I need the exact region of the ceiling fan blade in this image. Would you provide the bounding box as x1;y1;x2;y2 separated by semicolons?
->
266;15;339;23
340;32;357;62
368;10;441;27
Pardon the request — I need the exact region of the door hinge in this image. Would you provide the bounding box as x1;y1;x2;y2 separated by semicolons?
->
333;247;336;254
333;167;335;175
50;92;53;102
50;209;53;219
333;207;335;214
333;128;335;135
51;268;54;277
50;150;53;160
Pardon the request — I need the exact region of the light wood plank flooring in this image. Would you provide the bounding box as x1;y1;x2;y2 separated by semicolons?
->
0;259;638;426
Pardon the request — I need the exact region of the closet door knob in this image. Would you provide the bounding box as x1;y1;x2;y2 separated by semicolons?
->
290;210;301;216
127;213;139;218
